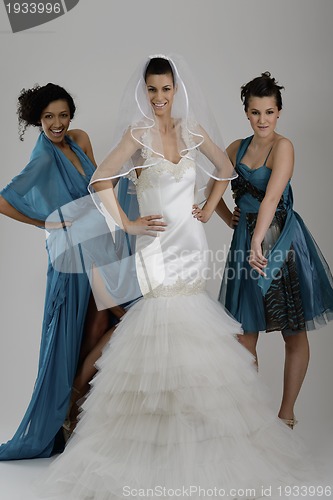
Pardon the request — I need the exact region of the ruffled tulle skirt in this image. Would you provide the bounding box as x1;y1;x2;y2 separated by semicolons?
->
38;292;316;499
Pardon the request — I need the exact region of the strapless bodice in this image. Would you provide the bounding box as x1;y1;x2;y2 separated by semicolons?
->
128;158;208;297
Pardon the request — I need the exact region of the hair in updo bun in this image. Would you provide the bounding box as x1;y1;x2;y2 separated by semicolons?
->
240;71;285;112
17;83;76;140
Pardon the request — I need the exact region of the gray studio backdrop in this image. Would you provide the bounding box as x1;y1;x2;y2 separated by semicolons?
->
0;0;332;450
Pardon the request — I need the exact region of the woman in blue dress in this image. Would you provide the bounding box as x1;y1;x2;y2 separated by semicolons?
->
213;72;333;429
0;83;124;459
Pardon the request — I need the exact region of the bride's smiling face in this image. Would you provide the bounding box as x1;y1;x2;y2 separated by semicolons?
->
146;73;176;117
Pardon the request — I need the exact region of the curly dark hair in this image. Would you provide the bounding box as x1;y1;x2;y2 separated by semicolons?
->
240;72;285;112
17;83;76;140
144;57;175;85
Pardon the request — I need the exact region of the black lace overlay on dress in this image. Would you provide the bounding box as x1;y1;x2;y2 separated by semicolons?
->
231;172;284;210
246;211;305;334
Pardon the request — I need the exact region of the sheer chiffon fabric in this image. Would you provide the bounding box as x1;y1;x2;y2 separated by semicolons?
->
0;133;96;459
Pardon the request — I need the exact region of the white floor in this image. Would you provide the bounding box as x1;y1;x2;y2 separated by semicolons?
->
0;418;332;499
0;330;332;499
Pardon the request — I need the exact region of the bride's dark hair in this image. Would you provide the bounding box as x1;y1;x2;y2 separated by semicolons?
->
144;57;175;85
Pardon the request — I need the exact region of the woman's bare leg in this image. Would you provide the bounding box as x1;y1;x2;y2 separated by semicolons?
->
78;295;125;366
64;326;116;433
64;291;125;436
278;330;309;424
237;332;259;367
75;327;114;392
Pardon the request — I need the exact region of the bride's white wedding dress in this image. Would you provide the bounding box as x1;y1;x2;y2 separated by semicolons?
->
39;156;315;499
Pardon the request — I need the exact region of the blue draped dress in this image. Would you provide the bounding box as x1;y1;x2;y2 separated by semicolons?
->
219;136;333;334
0;132;110;459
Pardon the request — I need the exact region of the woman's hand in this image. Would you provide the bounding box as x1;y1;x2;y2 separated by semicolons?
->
125;215;167;236
249;240;267;277
229;206;240;229
192;204;213;223
45;220;72;230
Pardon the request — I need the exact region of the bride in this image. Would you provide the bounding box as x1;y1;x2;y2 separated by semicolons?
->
39;55;316;499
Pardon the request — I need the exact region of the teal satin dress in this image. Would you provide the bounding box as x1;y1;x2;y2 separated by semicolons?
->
0;133;123;459
219;136;333;334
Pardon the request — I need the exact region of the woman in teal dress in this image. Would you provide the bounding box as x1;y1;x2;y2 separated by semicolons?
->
0;83;124;459
214;72;333;429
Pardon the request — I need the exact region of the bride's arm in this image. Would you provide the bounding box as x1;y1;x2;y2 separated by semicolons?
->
197;125;235;182
192;126;235;223
214;140;242;228
91;131;166;236
192;180;229;223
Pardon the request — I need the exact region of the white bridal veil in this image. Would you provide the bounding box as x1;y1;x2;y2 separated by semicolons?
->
45;54;236;309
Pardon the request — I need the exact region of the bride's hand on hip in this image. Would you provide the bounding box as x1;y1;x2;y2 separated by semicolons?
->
126;215;167;236
192;204;212;223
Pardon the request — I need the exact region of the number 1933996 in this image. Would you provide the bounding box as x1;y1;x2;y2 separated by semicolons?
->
5;2;62;14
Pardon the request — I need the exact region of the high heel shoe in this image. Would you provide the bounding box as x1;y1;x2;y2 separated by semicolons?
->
279;416;298;429
62;386;81;441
